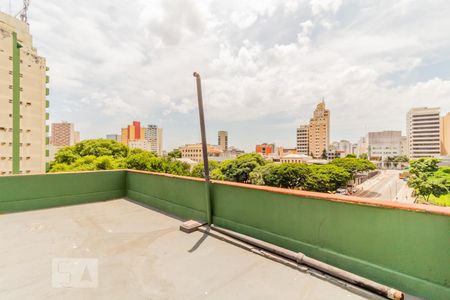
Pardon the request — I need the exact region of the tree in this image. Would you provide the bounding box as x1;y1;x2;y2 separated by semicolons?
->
163;159;191;176
54;147;80;164
304;165;351;193
409;176;448;201
434;167;450;190
321;149;328;159
359;153;368;160
220;153;266;183
408;158;446;201
95;156;124;170
346;154;357;158
191;161;220;178
168;149;182;159
49;139;194;177
409;158;440;177
394;155;409;163
249;163;310;189
125;152;158;170
73;139;129;158
328;157;376;177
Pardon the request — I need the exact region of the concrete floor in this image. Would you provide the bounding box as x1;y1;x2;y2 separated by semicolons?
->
0;199;373;300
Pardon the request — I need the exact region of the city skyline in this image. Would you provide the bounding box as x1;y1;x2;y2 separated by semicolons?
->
2;1;450;152
0;3;448;299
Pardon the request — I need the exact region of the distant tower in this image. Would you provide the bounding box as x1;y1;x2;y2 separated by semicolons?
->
218;131;228;151
51;121;80;147
308;100;330;158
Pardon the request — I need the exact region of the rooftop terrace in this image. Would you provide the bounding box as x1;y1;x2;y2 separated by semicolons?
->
0;170;449;299
0;199;376;299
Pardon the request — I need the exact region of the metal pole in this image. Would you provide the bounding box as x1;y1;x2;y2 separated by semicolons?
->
210;225;404;300
193;72;212;225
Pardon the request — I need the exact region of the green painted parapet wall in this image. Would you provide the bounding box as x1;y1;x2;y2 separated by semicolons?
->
125;170;450;300
126;171;207;222
0;170;448;299
0;171;126;213
210;181;450;300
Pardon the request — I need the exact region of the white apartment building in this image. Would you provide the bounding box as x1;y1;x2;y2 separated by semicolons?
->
0;12;48;175
330;140;352;156
144;125;163;156
296;125;309;154
406;107;441;159
367;131;404;162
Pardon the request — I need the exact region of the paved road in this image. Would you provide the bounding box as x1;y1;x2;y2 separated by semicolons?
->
354;170;415;203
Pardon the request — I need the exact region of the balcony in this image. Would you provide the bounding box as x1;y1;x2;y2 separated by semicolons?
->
0;170;449;299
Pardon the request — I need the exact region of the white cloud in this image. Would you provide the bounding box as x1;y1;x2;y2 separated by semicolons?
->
310;0;343;16
19;0;450;151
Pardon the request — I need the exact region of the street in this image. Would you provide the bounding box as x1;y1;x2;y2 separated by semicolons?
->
354;170;415;203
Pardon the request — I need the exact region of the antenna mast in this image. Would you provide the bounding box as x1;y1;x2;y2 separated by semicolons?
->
16;0;30;23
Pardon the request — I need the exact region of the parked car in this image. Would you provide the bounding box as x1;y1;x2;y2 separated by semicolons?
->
336;188;349;195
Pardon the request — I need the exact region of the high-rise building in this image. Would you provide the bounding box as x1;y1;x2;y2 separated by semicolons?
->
255;143;275;156
50;121;79;147
144;124;163;156
351;143;358;155
218;131;228;151
367;131;403;162
355;136;368;157
296;125;309;154
330;140;352;156
308;100;330;158
106;134;121;142
0;12;49;175
121;121;144;146
441;112;450;156
406;107;441;159
400;136;408;156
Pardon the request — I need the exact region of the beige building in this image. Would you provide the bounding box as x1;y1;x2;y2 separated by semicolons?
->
218;130;228;151
280;153;310;163
441;112;450;156
128;140;152;152
406;107;441;159
179;143;223;162
296;125;309;155
0;12;48;175
50;121;79;147
308;101;330;158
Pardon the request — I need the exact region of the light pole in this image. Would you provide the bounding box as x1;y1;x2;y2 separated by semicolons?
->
193;72;212;225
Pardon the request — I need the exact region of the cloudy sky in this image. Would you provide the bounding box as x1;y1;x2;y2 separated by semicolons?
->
2;0;450;151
